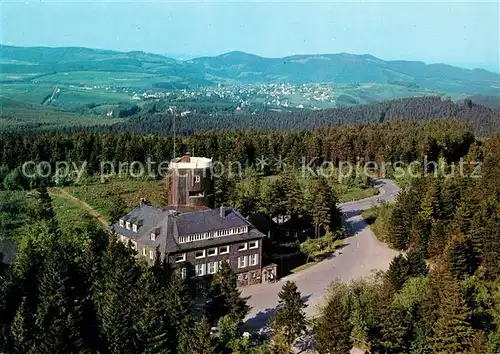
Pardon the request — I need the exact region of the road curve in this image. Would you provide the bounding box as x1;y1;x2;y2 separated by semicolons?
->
241;179;400;330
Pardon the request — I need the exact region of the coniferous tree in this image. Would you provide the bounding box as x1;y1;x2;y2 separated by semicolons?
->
35;244;83;353
8;296;36;354
406;249;429;277
133;265;170;353
96;235;139;354
269;281;307;350
165;272;192;349
446;233;478;279
314;282;353;354
371;305;412;354
385;254;409;291
432;264;474;354
204;260;248;325
183;316;219;354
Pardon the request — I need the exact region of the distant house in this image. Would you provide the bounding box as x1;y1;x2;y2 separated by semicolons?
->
247;212;279;240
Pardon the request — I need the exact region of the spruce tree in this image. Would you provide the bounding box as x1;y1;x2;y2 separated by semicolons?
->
133;265;170;353
96;235;139;354
35;245;83;353
269;281;307;349
313;282;352;354
446;233;478;279
204;260;248;325
385;254;409;291
183;316;219;354
8;296;36;354
432;264;474;353
371;305;412;354
165;272;192;349
406;249;429;277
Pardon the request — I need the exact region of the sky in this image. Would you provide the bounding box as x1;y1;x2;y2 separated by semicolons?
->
1;0;499;72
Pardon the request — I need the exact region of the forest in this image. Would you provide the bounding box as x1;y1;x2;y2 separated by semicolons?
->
0;119;476;182
88;96;500;137
313;135;500;353
0;132;498;353
0;96;499;352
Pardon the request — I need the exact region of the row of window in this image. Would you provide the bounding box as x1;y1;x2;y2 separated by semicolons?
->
185;254;259;278
194;261;219;277
238;254;259;268
178;226;249;244
174;240;259;263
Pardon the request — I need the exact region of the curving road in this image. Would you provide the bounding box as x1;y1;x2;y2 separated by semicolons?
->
241;179;400;329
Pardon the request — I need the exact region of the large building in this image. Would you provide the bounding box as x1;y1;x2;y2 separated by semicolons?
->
112;155;275;286
167;155;215;209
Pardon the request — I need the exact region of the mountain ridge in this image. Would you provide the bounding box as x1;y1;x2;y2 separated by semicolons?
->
1;44;499;95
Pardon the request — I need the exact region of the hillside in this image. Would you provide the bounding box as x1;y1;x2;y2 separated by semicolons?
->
1;45;499;95
189;51;500;94
99;96;500;137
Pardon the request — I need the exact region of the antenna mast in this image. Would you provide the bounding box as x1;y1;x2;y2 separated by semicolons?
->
173;112;176;160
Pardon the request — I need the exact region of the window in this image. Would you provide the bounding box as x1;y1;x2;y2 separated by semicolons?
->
143;248;147;257
207;261;218;274
175;253;186;263
219;246;229;254
207;248;217;257
249;254;259;266
238;256;247;268
238;243;248;251
149;250;154;260
150;232;156;241
195;250;206;259
249;240;258;249
180;267;187;280
119;219;124;227
126;221;131;230
132;224;138;232
195;175;201;183
237;274;243;281
130;241;137;250
195;263;206;276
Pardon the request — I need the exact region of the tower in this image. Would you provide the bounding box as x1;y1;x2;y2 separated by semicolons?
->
167;154;215;209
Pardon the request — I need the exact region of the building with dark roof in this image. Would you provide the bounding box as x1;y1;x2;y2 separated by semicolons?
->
112;155;268;286
113;204;264;286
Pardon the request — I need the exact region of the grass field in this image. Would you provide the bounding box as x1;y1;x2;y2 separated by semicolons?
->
0;97;124;130
62;178;166;219
334;184;378;202
0;83;54;104
50;86;134;110
51;192;105;230
34;71;184;89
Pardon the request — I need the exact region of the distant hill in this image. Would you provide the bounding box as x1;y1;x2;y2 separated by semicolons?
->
189;51;500;94
115;96;499;137
1;45;499;95
462;94;500;109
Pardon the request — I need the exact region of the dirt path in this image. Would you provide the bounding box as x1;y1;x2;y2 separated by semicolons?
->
51;188;108;227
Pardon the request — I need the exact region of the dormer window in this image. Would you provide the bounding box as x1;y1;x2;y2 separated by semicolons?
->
150;232;156;241
132;224;138;232
119;219;124;227
126;221;131;230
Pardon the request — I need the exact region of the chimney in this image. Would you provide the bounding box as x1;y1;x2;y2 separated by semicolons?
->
220;205;225;217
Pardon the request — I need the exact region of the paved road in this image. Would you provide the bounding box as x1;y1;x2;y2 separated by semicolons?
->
241;179;400;330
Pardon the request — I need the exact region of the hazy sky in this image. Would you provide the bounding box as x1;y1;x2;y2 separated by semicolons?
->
1;0;499;71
